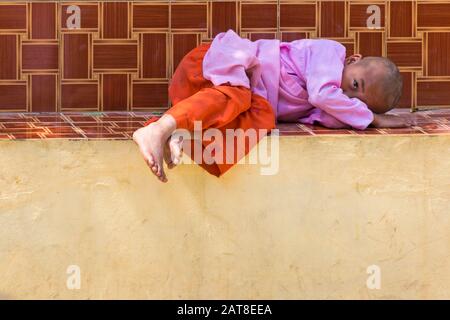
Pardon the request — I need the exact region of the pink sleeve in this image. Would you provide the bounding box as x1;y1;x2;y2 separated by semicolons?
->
300;108;352;129
296;40;374;130
202;29;262;89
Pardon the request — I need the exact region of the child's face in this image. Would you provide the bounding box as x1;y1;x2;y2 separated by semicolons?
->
341;55;389;114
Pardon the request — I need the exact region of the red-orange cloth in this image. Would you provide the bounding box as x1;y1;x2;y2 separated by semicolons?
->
144;43;276;177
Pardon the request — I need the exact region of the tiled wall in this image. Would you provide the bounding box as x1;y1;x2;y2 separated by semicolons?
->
1;0;450;113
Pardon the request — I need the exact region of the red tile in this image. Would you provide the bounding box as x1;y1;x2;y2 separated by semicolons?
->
46;126;78;134
0;35;17;79
133;4;169;29
387;42;422;68
381;128;425;134
133;83;169;110
171;4;207;29
102;74;128;111
391;1;413;37
0;85;27;110
109;127;140;134
313;130;354;135
358;32;383;57
427;111;450;117
0;113;29;122
32;122;72;128
70;121;103;127
342;43;354;57
93;44;137;70
281;32;308;42
241;4;277;29
417;81;450;106
31;75;57;112
275;123;302;131
66;115;98;122
249;33;276;41
61;84;98;110
280;4;316;28
44;133;85;139
418;123;446;130
172;33;198;71
33;115;67;122
302;124;333;131
278;131;312;136
422;129;450;135
0;5;27;29
103;2;128;39
418;3;450;28
0;122;31;129
211;2;237;37
83;132;128;139
352;129;385;135
320;1;345;37
5;126;44;132
101;111;135;117
398;72;412;108
22;44;59;70
31;3;56;39
64;34;89;79
142;33;167;78
98;116;147;122
10;132;43;139
427;33;450;77
109;121;145;127
77;126;113;134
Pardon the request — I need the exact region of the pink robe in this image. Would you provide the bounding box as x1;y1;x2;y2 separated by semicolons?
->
202;29;374;130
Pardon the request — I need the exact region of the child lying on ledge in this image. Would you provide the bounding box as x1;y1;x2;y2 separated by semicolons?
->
133;29;416;182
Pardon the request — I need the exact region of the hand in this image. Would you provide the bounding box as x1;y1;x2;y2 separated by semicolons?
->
370;113;418;128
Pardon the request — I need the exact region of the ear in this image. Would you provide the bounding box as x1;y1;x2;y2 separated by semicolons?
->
345;54;363;65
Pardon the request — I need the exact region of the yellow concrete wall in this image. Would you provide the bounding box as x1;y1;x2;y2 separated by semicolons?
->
0;135;449;299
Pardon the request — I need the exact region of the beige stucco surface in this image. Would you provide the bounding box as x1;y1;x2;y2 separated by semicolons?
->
0;135;449;299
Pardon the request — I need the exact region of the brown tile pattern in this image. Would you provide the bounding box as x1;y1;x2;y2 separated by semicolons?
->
0;109;449;140
0;1;449;113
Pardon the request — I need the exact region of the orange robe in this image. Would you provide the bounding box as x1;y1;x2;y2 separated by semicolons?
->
144;43;276;177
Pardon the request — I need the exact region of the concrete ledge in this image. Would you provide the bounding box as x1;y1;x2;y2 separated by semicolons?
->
0;135;449;299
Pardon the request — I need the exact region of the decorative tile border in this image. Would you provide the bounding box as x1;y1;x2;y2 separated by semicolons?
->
0;109;449;140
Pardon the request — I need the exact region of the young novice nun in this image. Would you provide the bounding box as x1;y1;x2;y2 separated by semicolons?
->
133;29;414;182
